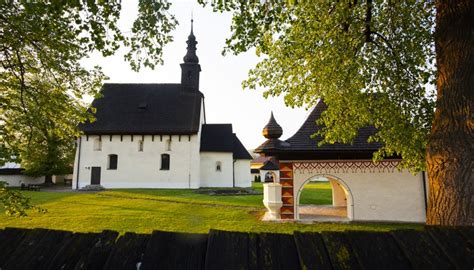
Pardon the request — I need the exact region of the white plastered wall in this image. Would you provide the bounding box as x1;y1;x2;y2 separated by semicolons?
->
199;152;233;187
330;179;347;207
73;134;201;189
0;175;44;187
293;165;426;223
234;160;251;187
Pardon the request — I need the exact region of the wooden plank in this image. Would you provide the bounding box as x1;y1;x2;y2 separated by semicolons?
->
45;232;102;270
141;230;207;270
204;230;258;270
0;228;27;267
280;170;293;178
279;163;293;172
73;230;119;270
2;228;50;269
281;187;294;197
258;232;301;270
321;231;361;270
280;206;294;214
391;230;455;270
346;231;411;270
294;232;332;270
280;213;294;219
20;229;73;270
103;233;150;270
457;226;474;241
282;197;294;205
426;227;474;269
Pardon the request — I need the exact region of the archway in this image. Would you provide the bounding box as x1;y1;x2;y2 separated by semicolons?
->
260;170;279;183
295;174;354;221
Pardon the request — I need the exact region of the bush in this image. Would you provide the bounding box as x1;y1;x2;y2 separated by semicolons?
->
254;175;262;183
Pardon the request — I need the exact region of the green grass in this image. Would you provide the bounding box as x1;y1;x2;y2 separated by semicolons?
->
0;183;421;234
299;181;333;205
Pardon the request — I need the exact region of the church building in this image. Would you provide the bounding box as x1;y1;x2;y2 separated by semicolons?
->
72;22;252;189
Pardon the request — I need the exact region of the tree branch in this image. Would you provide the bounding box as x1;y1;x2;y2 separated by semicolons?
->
365;0;373;42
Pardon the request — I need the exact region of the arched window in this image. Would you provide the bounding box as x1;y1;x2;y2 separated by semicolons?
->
216;161;222;172
93;137;102;151
265;172;275;182
161;154;170;170
108;154;118;170
138;140;144;152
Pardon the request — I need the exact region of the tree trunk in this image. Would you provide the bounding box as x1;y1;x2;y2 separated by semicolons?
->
44;175;53;185
426;1;474;225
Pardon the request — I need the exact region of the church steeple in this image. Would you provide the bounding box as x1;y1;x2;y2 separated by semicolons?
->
181;18;201;89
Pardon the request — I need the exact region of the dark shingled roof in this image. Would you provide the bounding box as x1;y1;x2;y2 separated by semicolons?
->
285;101;382;151
200;124;252;160
0;168;24;175
260;160;279;170
255;100;382;158
200;124;234;152
232;134;253;160
80;83;203;135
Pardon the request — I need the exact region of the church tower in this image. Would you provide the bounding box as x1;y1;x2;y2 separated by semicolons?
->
181;19;201;90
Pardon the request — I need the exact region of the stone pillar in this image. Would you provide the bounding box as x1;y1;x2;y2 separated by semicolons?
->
263;183;283;220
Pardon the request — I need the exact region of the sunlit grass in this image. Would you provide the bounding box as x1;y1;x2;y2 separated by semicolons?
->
0;182;421;234
299;181;333;205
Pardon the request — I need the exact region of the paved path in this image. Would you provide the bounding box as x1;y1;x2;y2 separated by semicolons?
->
298;205;349;222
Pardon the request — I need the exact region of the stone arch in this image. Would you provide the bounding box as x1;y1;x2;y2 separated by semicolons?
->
294;174;354;220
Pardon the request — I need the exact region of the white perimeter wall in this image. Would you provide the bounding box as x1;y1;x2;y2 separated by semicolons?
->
200;152;233;187
234;160;251;187
0;175;44;187
73;134;201;189
293;169;426;223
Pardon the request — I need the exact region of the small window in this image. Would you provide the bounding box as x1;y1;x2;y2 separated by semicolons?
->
138;140;144;152
108;154;118;170
93;138;102;151
161;154;170;170
166;139;172;151
265;172;275;183
216;161;222;172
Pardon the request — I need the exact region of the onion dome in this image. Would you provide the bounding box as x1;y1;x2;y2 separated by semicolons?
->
262;112;283;139
183;19;199;63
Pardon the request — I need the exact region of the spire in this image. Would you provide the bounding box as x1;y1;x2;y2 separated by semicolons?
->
183;18;199;63
262;112;283;139
180;17;201;90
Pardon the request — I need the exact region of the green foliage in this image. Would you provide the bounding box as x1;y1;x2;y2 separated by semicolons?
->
0;181;45;217
204;1;436;171
0;1;177;173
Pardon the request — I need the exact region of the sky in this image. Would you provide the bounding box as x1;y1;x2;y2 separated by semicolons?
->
81;0;311;150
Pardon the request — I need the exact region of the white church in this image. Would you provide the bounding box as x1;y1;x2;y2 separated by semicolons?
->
72;23;252;190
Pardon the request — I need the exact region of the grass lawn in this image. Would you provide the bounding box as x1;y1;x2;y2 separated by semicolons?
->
299;181;333;205
0;182;421;234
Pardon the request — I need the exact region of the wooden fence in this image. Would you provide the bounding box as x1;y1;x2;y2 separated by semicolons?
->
0;227;472;269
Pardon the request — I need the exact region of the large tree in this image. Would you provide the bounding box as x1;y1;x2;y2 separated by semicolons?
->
204;0;472;225
0;1;176;213
0;1;177;172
